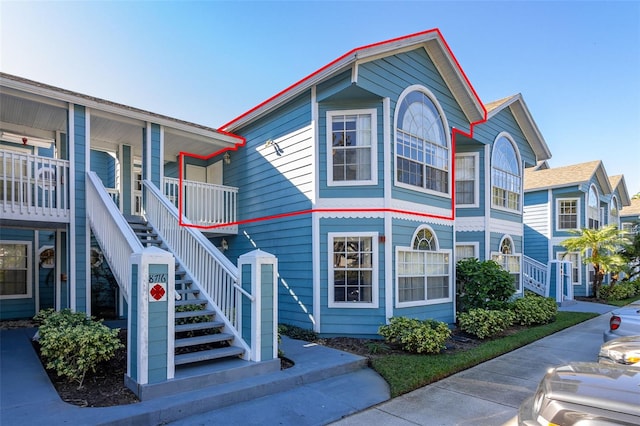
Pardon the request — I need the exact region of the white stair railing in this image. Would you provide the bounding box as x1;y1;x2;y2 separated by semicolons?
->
143;180;251;358
86;172;143;303
522;255;548;297
163;177;238;232
0;149;70;222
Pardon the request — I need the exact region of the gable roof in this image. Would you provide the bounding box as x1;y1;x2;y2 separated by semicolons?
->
221;29;486;132
620;198;640;219
485;93;551;161
524;160;612;194
609;175;631;207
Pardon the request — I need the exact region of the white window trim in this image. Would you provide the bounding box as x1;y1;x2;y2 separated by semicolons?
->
395;226;452;308
491;235;522;292
455;152;479;208
0;240;32;300
326;108;377;186
393;85;452;198
555;197;581;232
328;232;379;309
455;242;479;261
490;132;522;214
557;251;581;285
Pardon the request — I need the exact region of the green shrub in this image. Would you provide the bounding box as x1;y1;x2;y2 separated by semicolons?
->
278;323;318;342
378;317;451;354
510;293;557;326
602;281;638;301
456;258;516;312
457;308;515;339
35;309;123;389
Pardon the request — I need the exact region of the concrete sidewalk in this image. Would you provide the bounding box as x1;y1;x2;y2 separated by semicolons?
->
330;301;616;426
0;301;616;426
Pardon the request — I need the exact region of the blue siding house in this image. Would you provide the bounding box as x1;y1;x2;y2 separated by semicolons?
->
523;161;631;297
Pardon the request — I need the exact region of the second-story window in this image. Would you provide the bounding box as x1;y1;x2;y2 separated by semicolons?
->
395;88;449;194
327;109;376;186
491;134;521;211
588;185;600;229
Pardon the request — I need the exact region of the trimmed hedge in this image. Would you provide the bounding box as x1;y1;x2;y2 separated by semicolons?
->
379;317;451;354
510;293;557;326
458;308;515;339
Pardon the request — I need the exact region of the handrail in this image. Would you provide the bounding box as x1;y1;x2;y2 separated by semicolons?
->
522;254;548;297
86;171;143;303
0;149;70;222
163;177;238;230
143;180;250;357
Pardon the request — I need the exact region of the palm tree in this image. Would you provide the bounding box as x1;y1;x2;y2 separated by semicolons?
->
561;224;631;299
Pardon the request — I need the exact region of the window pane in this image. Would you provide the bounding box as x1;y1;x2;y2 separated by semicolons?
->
331;113;373;182
332;236;373;303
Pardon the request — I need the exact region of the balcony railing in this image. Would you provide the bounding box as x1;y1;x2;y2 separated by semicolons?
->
0;149;70;222
163;177;238;233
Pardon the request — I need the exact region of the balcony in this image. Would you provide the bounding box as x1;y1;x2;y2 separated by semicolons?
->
0;149;70;225
163;177;238;235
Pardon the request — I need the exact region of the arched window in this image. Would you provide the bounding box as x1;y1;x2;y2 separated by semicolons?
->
491;235;521;291
588;185;600;229
610;196;619;228
396;226;450;306
491;135;521;211
395;88;449;193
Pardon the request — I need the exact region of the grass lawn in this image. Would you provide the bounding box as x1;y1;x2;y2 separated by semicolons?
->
605;294;640;307
371;311;598;397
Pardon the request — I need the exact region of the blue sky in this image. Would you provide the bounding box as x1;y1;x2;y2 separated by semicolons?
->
2;1;639;195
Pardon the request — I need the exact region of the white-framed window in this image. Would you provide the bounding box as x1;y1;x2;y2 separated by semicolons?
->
394;86;450;195
622;222;634;233
455;153;479;207
327;109;377;186
610;196;619;228
491;133;521;212
329;233;378;308
455;243;478;261
557;251;581;285
396;226;451;308
0;240;32;299
491;235;521;291
587;185;599;229
556;198;580;231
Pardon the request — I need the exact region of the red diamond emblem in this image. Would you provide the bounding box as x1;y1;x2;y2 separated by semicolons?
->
150;284;166;301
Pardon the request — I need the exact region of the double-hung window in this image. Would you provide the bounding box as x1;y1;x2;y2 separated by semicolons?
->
455;153;478;206
491;135;521;211
396;227;451;307
557;198;579;230
327;109;376;186
0;241;31;299
491;236;521;291
395;89;450;194
455;243;478;261
329;233;377;307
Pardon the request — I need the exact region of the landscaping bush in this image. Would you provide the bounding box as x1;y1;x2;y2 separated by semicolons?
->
278;323;318;342
456;258;516;312
457;308;515;339
34;309;123;389
601;281;638;301
378;317;451;354
510;293;557;326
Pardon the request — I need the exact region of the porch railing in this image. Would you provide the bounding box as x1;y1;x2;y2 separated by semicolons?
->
163;177;238;233
522;255;548;297
0;149;70;222
143;180;250;358
87;171;143;303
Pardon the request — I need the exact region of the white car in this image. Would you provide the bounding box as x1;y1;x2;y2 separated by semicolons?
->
599;335;640;365
603;305;640;342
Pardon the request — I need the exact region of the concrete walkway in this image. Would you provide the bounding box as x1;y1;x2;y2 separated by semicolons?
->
330;301;616;426
0;301;616;426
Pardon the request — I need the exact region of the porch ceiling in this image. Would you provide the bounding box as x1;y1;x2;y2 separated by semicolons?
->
1;87;235;160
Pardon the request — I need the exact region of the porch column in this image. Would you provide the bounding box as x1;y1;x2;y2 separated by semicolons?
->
125;247;175;396
238;249;278;362
68;104;90;314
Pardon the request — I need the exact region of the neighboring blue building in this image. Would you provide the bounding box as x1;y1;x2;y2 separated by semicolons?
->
523;161;631;297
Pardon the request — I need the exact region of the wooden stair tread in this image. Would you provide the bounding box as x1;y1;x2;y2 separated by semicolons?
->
174;346;244;365
175;320;224;333
174;332;233;347
175;308;215;319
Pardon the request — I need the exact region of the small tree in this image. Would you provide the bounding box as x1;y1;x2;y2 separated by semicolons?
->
561;225;630;299
456;258;516;312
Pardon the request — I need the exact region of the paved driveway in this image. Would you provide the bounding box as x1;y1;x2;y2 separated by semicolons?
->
332;313;611;426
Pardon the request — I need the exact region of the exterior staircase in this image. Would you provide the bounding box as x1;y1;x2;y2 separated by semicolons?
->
125;215;244;367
